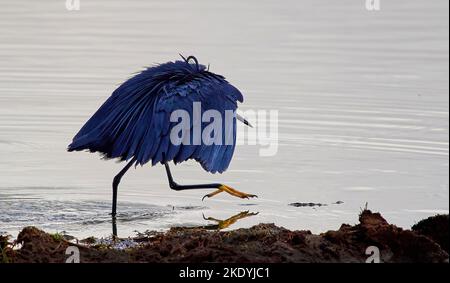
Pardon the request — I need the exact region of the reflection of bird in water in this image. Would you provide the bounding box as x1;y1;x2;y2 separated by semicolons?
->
111;211;258;236
201;211;259;230
68;55;256;218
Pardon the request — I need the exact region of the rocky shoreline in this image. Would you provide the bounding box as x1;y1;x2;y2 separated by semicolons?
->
1;210;448;263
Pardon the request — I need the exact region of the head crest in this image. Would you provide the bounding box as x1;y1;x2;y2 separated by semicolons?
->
179;54;200;71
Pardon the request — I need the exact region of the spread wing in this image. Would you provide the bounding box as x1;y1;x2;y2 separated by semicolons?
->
68;60;243;173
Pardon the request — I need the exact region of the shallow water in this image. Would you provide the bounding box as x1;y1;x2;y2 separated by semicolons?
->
0;0;448;238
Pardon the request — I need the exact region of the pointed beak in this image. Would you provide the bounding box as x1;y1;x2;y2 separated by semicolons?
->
236;113;253;128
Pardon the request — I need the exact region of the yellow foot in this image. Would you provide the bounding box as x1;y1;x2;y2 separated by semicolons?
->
203;211;259;230
202;184;257;201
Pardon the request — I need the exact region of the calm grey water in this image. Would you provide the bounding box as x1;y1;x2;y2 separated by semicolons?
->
0;0;448;238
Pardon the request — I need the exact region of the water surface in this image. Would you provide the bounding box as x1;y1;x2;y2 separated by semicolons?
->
0;0;448;238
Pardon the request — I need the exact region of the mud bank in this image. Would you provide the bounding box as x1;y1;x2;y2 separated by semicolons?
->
1;210;448;263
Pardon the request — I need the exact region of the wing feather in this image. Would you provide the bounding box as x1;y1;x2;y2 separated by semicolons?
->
68;59;243;173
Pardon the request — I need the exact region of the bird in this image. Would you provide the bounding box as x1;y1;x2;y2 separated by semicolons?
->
68;55;256;217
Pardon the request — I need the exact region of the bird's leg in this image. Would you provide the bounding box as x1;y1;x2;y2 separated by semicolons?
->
112;157;137;217
112;216;118;237
164;163;257;200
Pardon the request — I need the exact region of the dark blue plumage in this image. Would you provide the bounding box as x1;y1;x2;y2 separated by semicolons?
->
68;57;244;174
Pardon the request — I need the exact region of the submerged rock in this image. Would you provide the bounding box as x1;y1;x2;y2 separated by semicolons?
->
289;202;327;207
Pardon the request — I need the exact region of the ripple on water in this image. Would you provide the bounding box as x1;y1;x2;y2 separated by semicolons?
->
0;198;206;234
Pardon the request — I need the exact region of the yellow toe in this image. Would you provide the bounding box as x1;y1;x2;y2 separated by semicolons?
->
202;185;257;200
